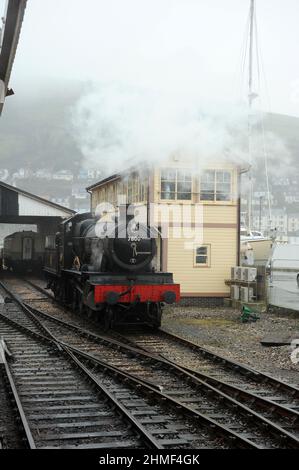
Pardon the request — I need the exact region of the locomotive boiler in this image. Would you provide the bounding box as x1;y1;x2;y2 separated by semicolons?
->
44;212;180;329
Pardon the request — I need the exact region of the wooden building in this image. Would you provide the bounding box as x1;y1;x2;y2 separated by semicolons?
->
0;181;75;237
87;159;244;304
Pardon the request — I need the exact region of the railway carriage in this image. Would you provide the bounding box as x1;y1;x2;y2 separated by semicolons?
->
3;231;45;273
44;212;180;329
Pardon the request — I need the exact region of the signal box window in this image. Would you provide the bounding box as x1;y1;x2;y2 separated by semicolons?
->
200;170;231;201
161;169;192;200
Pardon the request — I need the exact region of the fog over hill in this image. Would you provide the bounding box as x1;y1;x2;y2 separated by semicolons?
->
0;80;298;182
263;113;299;162
0;81;85;172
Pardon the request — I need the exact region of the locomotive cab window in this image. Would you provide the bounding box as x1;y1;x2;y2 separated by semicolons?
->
194;245;210;267
160;169;192;200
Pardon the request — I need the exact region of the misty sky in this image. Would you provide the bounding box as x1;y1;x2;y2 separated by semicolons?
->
1;0;299;117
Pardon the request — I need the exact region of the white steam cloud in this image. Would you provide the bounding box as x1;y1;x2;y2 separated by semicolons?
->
71;82;290;177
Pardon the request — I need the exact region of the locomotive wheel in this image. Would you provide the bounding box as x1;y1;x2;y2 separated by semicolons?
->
149;303;162;329
53;283;62;302
78;298;85;315
72;291;78;312
87;309;94;319
103;308;114;331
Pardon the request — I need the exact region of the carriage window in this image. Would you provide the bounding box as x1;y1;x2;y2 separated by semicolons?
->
194;245;210;267
161;169;192;200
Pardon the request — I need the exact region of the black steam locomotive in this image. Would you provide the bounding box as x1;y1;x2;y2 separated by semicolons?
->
44;212;180;329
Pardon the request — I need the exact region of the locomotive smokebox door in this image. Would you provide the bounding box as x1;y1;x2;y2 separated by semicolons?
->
104;223;156;272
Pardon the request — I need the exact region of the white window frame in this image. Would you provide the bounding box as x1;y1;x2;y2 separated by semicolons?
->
160;168;192;201
200;170;232;202
194;244;211;267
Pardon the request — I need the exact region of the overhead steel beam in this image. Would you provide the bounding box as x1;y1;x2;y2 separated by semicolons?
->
0;0;27;114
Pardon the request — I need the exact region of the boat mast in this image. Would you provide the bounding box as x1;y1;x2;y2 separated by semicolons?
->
248;0;255;107
247;0;255;233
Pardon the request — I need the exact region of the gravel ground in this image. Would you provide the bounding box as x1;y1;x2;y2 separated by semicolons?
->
162;305;299;386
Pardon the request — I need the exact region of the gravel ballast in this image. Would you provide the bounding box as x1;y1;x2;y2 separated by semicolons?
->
162;306;299;386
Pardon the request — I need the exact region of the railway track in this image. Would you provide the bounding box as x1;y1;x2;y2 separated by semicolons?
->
21;278;299;418
0;337;30;449
0;282;268;450
0;310;169;449
112;327;299;411
0;277;298;448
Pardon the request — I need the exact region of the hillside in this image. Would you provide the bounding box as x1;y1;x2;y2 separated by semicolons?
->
0;80;85;171
0;80;298;179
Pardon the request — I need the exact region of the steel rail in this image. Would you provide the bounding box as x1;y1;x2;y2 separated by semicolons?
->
0;310;256;449
58;347;162;449
1;297;297;448
2;278;299;448
0;338;36;449
61;342;262;449
24;278;299;398
0;314;157;449
23;311;299;447
23;303;299;428
48;345;299;447
159;328;299;395
183;361;298;421
0;317;160;449
0;310;259;449
114;326;299;398
109;329;299;423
